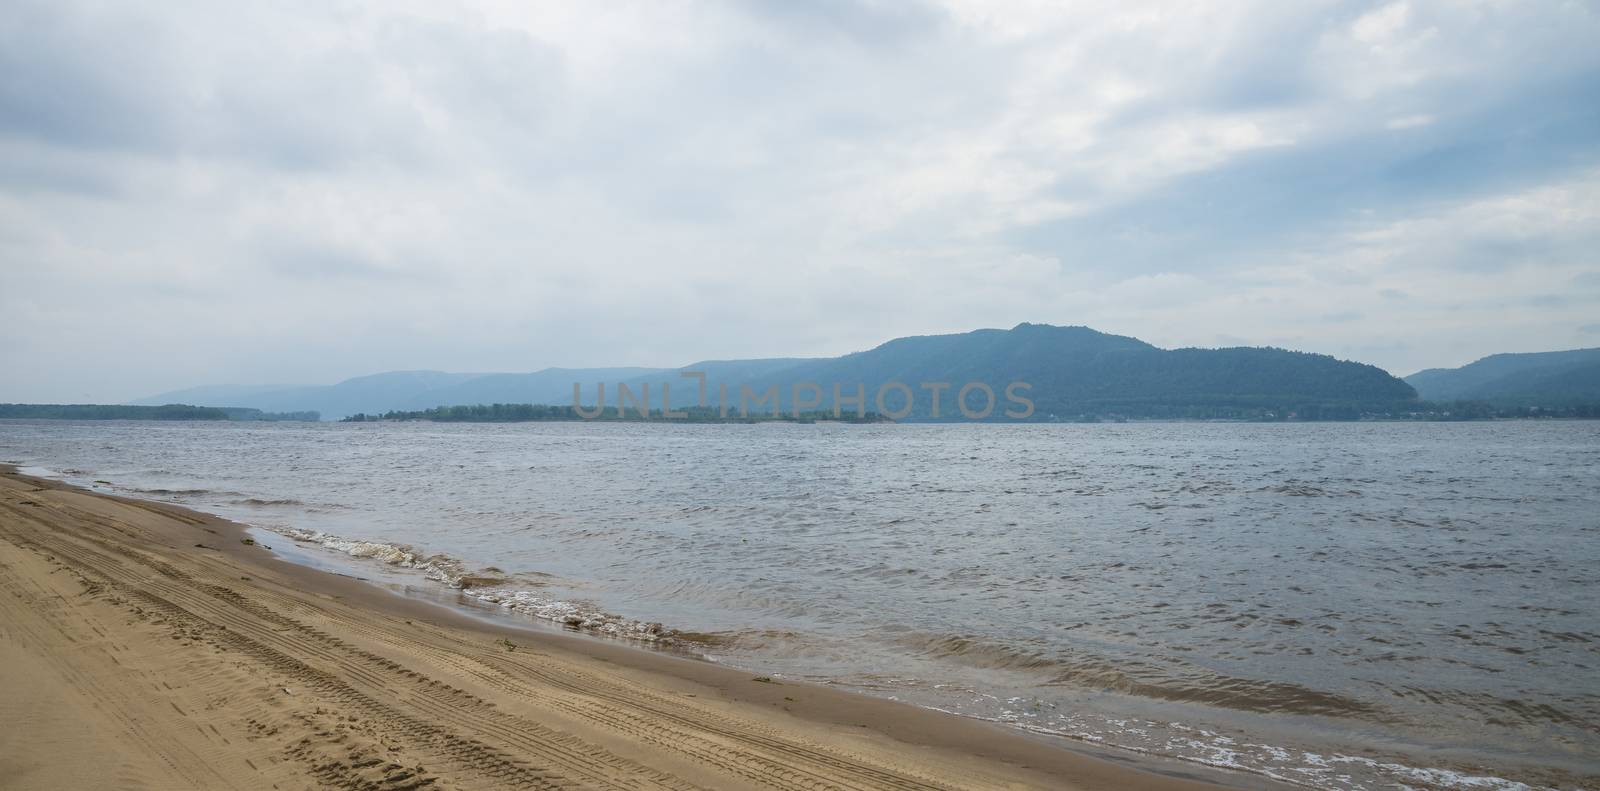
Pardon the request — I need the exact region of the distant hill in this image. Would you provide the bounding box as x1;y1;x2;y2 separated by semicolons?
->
579;325;1415;420
1405;348;1600;406
715;323;1414;419
129;383;313;407
603;358;816;408
136;368;666;420
132;372;482;418
133;324;1420;420
392;367;674;411
137;323;1420;419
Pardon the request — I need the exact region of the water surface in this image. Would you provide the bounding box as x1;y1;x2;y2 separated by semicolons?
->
3;420;1595;789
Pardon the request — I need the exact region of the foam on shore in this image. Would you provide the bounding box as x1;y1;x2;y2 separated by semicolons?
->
270;526;675;643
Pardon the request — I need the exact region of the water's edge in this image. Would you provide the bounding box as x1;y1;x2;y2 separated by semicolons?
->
10;461;1562;791
10;462;1296;790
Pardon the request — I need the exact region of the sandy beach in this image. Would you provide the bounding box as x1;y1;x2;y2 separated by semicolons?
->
0;465;1255;791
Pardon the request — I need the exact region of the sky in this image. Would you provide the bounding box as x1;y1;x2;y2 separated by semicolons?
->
3;0;1598;402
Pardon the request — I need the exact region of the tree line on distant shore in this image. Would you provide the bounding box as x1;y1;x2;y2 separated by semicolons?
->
4;400;1593;424
340;403;890;423
340;399;1600;423
0;404;319;421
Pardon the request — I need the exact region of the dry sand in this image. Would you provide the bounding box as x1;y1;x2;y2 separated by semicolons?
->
0;465;1259;790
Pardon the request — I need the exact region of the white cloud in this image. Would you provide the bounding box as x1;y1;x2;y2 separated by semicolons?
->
1385;114;1434;129
1352;2;1412;47
1;0;1598;400
1124;170;1600;371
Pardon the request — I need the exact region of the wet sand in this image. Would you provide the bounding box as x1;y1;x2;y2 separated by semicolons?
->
0;465;1263;790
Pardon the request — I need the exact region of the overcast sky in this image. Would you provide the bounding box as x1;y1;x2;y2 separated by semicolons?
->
3;0;1598;402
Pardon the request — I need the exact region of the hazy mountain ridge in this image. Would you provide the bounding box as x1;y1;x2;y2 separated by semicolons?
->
1405;348;1600;406
399;367;674;412
137;370;489;420
135;324;1425;420
129;383;314;407
135;368;655;420
724;324;1414;419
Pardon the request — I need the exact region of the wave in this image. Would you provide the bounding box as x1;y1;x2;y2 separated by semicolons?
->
965;713;1556;791
267;526;676;644
1256;482;1363;497
893;632;1062;672
899;627;1595;739
462;587;671;641
233;497;306;507
135;487;221;497
871;632;1564;789
274;526;464;579
891;631;1385;720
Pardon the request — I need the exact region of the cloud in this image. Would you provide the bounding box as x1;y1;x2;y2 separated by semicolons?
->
1;0;1598;400
1386;114;1435;130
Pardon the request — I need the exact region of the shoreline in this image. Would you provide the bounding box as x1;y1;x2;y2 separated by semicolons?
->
0;464;1270;790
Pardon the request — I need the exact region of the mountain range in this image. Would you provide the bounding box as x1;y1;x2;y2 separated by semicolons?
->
1404;348;1600;406
135;323;1430;420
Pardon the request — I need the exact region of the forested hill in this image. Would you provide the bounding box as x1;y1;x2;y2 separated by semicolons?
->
690;323;1417;420
1405;348;1600;407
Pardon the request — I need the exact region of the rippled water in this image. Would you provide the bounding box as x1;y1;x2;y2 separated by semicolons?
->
3;419;1596;789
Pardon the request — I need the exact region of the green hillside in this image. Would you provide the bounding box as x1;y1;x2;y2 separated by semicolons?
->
721;324;1415;420
1405;349;1600;407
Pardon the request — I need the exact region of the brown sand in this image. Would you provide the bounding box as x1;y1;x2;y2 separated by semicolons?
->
0;465;1263;790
